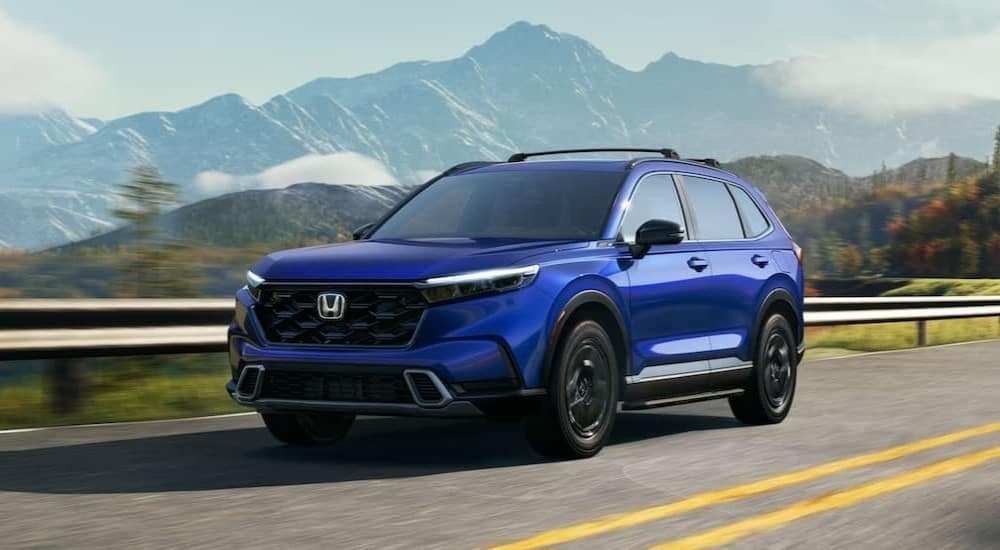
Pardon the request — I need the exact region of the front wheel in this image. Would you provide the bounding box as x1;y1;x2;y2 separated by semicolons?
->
525;320;620;459
729;313;797;425
261;412;355;446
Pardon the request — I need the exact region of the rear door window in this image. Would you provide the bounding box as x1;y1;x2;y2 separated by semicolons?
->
681;175;745;241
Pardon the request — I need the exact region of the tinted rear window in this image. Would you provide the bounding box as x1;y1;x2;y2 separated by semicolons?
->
371;170;623;240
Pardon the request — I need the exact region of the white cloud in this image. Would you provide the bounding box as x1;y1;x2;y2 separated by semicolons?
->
193;152;399;197
755;25;1000;119
0;9;103;113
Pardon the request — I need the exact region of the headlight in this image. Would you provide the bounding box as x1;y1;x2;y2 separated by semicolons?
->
416;265;540;304
246;270;265;299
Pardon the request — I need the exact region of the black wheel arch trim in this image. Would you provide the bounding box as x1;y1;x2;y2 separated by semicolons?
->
751;288;802;365
541;290;631;389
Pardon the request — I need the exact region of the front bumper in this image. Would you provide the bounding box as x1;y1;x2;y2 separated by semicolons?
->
225;372;546;419
227;282;554;418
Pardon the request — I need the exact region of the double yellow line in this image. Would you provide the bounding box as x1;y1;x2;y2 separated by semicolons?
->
489;421;1000;550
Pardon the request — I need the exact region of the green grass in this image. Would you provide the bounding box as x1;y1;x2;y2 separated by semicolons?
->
882;278;1000;297
802;277;1000;359
0;369;244;430
806;317;1000;355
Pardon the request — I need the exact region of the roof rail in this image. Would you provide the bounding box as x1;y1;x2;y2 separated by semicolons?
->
507;148;680;162
440;161;499;176
685;158;722;168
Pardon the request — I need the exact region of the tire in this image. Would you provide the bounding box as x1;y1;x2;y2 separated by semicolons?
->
525;319;620;459
729;313;797;425
261;412;355;446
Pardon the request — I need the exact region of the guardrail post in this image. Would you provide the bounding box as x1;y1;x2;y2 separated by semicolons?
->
917;320;927;347
49;358;86;415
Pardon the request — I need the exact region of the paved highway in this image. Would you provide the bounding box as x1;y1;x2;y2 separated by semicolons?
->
2;340;1000;549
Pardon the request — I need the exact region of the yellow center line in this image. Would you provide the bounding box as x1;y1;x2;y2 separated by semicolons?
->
648;444;1000;550
486;421;1000;550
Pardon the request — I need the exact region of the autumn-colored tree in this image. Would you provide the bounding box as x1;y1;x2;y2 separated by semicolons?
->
834;244;863;276
957;223;980;276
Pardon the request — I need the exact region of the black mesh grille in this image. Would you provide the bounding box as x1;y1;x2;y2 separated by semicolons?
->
260;370;414;403
253;286;427;346
408;372;443;402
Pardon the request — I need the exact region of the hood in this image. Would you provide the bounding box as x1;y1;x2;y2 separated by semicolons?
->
250;237;588;282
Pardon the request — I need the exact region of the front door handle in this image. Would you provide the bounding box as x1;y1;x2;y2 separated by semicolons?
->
751;254;770;268
687;257;709;272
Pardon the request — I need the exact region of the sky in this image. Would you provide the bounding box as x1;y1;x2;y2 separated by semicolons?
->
1;0;1000;120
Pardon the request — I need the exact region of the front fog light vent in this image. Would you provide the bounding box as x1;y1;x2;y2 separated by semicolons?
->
403;369;451;407
236;365;264;399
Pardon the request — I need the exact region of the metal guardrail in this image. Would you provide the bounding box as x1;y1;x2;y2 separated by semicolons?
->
1;296;1000;360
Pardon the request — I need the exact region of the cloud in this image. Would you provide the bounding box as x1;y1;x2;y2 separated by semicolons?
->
0;9;103;113
193;152;399;197
755;25;1000;119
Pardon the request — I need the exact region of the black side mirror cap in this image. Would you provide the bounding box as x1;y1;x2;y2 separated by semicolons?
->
352;222;376;240
630;219;685;258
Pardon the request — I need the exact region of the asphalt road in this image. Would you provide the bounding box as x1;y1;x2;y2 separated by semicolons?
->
3;340;1000;549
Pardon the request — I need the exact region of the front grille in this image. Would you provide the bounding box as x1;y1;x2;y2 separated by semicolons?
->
260;370;414;403
254;286;427;346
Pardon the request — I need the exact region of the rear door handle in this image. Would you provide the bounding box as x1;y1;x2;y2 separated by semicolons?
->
687;257;709;272
751;254;769;268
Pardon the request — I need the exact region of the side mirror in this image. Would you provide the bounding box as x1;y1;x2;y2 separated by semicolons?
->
352;222;375;240
630;219;685;259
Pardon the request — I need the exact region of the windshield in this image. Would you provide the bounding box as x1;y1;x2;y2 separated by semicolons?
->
370;169;624;240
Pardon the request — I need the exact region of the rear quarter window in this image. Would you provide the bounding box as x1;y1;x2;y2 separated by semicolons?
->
728;184;771;238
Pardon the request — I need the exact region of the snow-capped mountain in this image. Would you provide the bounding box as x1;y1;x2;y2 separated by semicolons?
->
0;110;100;169
2;20;999;250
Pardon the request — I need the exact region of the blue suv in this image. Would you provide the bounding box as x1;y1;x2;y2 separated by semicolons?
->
227;148;805;459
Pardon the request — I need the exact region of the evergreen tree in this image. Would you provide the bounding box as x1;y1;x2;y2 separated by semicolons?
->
993;125;1000;174
111;165;198;298
946;152;957;184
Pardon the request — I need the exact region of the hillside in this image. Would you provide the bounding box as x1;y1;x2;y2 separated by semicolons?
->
60;183;412;250
723;155;856;207
858;156;987;186
2;20;999;249
782;166;1000;278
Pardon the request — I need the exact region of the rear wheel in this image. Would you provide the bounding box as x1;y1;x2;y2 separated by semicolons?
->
262;412;355;446
729;313;797;425
525;320;620;459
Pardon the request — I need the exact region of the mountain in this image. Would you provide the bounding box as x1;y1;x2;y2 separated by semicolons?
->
722;155;855;208
4;20;1000;250
59;182;411;250
0;110;99;169
857;155;987;187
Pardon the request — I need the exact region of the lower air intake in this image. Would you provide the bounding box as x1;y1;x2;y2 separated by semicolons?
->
236;365;264;399
403;370;450;407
